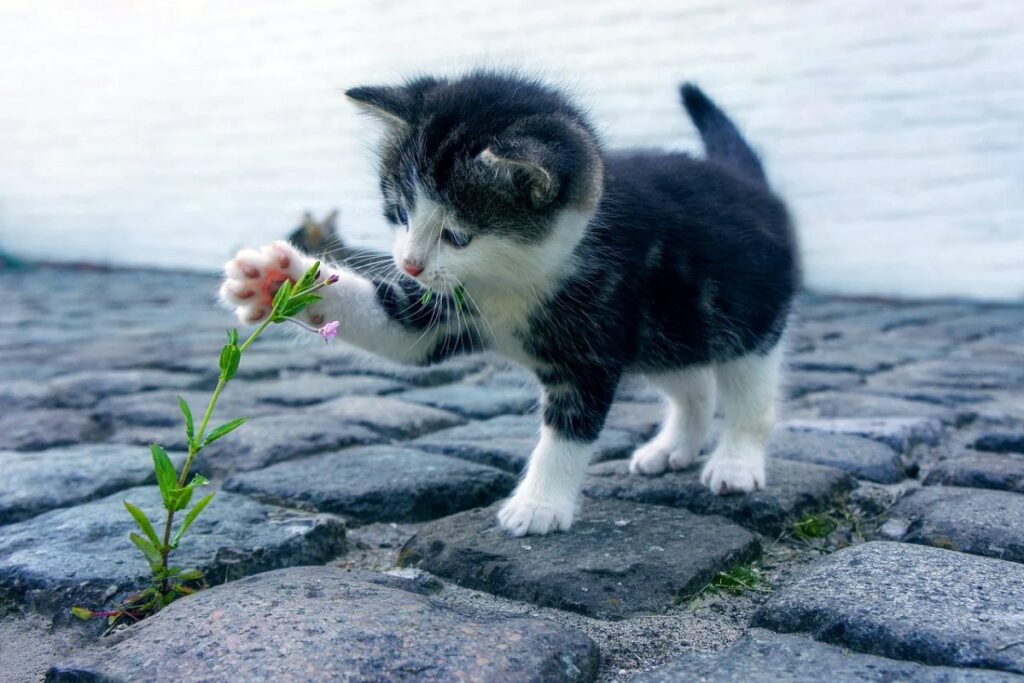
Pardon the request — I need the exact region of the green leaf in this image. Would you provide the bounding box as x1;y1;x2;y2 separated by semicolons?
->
792;513;837;541
227;328;239;345
177;568;204;582
201;417;247;447
453;285;466;312
171;493;215;548
280;293;322;318
420;289;433;305
123;500;161;549
71;607;94;621
130;532;163;571
168;473;209;511
172;485;193;512
295;261;321;293
271;279;293;314
177;396;194;445
150;444;177;509
219;343;241;381
218;343;231;372
187;473;210;488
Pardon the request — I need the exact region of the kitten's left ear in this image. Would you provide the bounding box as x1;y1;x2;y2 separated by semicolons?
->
345;77;440;128
345;86;412;127
478;146;559;208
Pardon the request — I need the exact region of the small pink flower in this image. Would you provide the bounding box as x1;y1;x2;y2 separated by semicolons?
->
319;320;340;343
325;274;340;285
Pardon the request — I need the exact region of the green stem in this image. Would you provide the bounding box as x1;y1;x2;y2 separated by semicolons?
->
157;316;272;592
176;317;270;487
177;378;224;487
239;316;273;354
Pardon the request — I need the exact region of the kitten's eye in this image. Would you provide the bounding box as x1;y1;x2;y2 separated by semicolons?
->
396;207;409;227
441;229;472;249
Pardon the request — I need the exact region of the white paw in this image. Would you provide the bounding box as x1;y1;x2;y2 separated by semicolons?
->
497;494;575;536
220;241;311;325
701;454;766;495
629;439;697;476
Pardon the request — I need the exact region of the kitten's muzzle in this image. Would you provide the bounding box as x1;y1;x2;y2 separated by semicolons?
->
402;259;424;277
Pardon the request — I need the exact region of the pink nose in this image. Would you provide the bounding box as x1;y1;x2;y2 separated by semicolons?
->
402;260;424;277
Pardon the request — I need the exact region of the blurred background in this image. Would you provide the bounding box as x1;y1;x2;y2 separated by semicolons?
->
0;0;1020;300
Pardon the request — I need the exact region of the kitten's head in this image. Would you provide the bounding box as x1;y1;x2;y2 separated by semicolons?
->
346;71;603;295
288;209;339;255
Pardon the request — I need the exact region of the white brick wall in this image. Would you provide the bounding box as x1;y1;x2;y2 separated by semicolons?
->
0;0;1021;300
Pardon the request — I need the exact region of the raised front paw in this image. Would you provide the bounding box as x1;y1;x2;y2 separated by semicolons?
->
497;494;576;536
700;452;766;495
220;241;310;324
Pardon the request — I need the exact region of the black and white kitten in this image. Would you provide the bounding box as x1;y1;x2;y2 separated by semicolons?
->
222;71;798;536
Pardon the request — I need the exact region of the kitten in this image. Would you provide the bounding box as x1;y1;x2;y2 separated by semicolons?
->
222;71;798;536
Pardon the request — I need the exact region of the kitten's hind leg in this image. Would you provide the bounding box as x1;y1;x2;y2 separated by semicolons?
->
701;346;782;494
629;367;715;475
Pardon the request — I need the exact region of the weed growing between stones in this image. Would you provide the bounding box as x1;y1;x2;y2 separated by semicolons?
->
707;565;770;596
71;262;338;630
782;497;885;553
791;513;837;542
685;563;771;605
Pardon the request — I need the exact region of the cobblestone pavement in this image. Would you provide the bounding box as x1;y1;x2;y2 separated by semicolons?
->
2;266;1023;682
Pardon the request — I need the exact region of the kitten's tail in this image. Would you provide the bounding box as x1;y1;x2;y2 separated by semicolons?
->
680;83;767;186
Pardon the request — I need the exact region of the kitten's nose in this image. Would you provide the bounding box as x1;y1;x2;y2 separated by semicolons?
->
402;259;424;277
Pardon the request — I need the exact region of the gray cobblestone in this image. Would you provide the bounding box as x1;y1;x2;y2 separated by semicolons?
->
0;486;347;619
311;395;466;439
888;486;1024;563
753;542;1024;674
223;445;515;524
635;629;1021;682
0;444;180;525
770;428;906;483
47;567;600;683
0;408;105;451
399;384;539;419
925;452;1024;493
399;499;760;620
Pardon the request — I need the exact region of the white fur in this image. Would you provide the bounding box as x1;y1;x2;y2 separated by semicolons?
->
630;366;715;475
498;425;592;536
701;346;783;494
221;241;449;364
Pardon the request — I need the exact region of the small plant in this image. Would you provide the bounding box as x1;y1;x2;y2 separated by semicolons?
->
708;564;769;596
686;563;770;604
73;262;338;629
791;512;838;543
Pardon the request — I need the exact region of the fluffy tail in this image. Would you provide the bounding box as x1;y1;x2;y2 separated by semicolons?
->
680;83;767;186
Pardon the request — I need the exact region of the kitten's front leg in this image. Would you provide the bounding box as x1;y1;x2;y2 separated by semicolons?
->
498;377;618;536
220;241;456;365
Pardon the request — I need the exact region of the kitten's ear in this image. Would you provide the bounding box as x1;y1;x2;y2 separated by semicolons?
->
345;86;412;127
478;146;559;208
324;209;339;231
346;77;441;128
